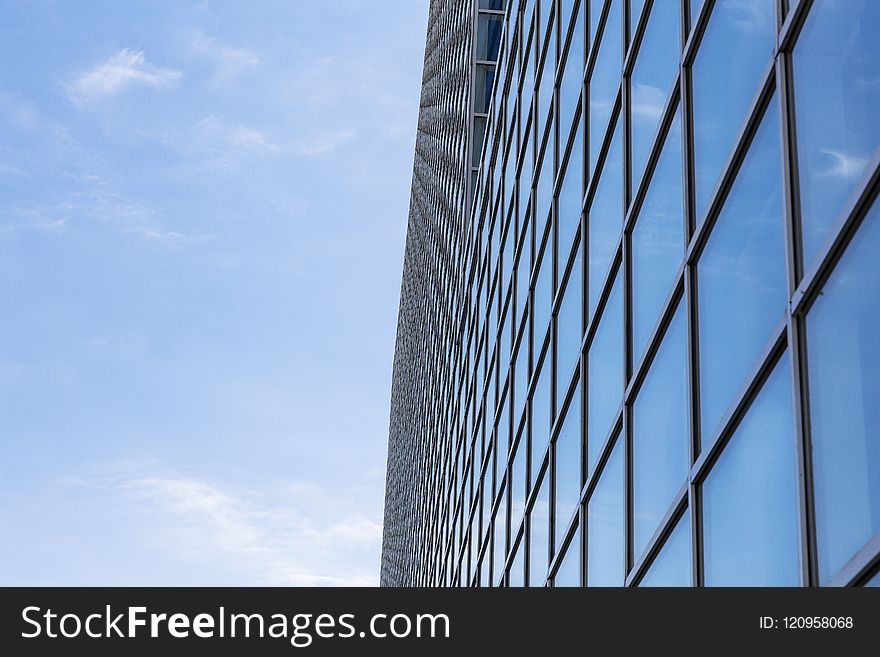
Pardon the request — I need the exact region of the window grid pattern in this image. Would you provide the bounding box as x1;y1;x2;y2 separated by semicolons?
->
381;0;880;588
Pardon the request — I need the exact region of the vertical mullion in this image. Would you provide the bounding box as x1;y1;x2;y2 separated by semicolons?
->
776;36;818;587
679;0;703;587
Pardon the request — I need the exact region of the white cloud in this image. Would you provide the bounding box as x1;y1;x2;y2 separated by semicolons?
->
295;128;357;156
189;31;259;82
103;472;381;586
818;148;869;180
194;115;283;154
631;82;667;122
68;49;181;106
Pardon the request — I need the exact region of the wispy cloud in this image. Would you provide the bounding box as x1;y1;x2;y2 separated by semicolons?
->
196;115;282;153
68;49;181;106
189;31;259;83
295;128;357;156
75;468;381;586
818;148;869;180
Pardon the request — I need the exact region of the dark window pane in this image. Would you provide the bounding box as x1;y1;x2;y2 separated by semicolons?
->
587;272;623;474
587;434;624;586
529;471;550;585
478;13;504;61
633;303;689;560
697;97;785;440
630;0;680;193
792;0;880;268
588;0;622;173
806;202;880;584
639;510;691;587
473;116;487;167
691;0;775;223
703;353;800;586
631;112;683;363
554;381;582;548
554;528;581;586
475;64;496;114
588;117;623;317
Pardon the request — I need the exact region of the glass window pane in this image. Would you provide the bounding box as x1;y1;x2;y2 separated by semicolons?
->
529;471;550;586
516;236;530;321
702;353;800;586
691;0;775;222
588;0;622;173
536;144;554;233
587;272;623;474
792;0;880;268
630;0;680;193
473;116;488;168
477;13;504;61
588;117;623;317
633;303;689;560
560;6;585;140
511;431;527;532
630;0;647;37
493;482;508;585
554;382;582;547
589;0;604;45
631;112;684;363
538;17;556;123
697;97;785;440
587;434;624;586
556;244;583;396
639;510;691;587
554;528;581;586
514;331;528;424
558;127;584;276
475;64;497;114
523;27;535;101
534;232;552;339
509;537;525;586
530;353;551;482
806;202;880;584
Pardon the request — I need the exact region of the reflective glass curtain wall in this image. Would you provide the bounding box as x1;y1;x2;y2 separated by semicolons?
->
381;0;880;588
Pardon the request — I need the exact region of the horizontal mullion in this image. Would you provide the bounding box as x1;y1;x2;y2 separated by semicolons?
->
827;530;880;587
622;0;654;77
625;482;689;587
777;0;814;52
624;268;686;405
689;315;788;485
623;74;682;234
790;148;880;317
684;58;777;266
579;403;624;507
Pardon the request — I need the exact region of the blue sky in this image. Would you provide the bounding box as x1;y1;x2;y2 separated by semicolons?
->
0;0;428;586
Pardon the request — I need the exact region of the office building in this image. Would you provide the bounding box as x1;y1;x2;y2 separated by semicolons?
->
381;0;880;588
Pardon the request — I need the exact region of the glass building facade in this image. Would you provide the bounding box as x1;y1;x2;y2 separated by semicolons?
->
381;0;880;588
